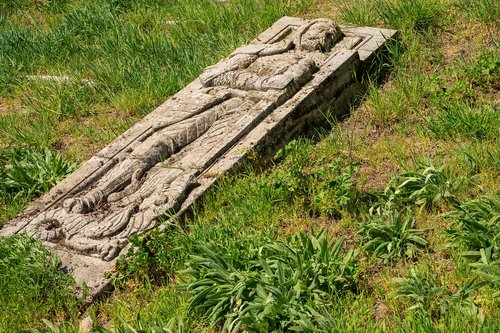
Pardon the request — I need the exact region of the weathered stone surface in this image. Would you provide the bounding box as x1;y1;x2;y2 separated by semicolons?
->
0;17;398;298
26;75;94;86
78;315;93;333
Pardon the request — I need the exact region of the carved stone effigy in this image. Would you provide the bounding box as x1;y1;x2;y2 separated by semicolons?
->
1;17;398;297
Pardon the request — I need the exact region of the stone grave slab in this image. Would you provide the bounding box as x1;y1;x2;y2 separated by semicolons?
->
0;17;398;299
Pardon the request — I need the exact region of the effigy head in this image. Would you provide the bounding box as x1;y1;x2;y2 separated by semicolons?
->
295;19;343;52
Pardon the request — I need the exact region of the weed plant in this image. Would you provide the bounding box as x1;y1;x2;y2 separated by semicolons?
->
392;264;480;320
371;162;463;213
273;140;361;218
459;51;499;93
181;230;357;332
0;148;77;197
424;50;499;140
445;195;499;263
358;208;429;263
428;51;499;103
0;148;77;223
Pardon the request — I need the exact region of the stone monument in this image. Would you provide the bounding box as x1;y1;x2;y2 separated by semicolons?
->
0;17;398;298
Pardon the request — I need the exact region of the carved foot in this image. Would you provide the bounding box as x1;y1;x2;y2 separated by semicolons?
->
30;218;64;242
63;236;126;261
63;190;105;213
99;239;126;261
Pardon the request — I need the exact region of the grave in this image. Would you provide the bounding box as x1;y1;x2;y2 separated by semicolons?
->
0;17;398;299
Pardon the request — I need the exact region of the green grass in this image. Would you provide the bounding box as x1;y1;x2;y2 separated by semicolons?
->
0;0;313;161
457;0;500;25
0;0;499;331
426;102;499;140
0;235;79;332
376;0;446;33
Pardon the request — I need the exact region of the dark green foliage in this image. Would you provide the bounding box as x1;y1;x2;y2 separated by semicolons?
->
0;235;77;332
445;194;499;263
358;208;429;262
392;265;480;319
372;163;462;212
0;148;77;198
0;148;77;222
181;230;358;332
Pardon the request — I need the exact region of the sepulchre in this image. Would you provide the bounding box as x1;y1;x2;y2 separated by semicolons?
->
0;17;398;298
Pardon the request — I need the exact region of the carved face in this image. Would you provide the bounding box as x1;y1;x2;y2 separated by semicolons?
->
299;20;343;52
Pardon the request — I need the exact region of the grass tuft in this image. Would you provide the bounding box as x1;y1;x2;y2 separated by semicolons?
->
457;0;500;25
0;235;78;332
336;0;380;26
376;0;446;33
358;208;429;263
445;194;499;263
426;102;500;140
